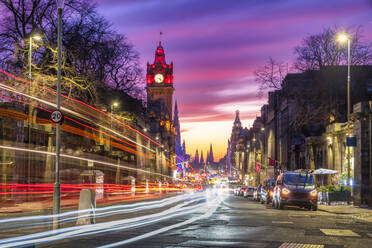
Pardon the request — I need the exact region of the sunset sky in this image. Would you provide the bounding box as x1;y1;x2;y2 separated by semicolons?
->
96;0;372;160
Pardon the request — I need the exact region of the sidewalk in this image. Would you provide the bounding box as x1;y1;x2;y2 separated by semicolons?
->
318;204;372;223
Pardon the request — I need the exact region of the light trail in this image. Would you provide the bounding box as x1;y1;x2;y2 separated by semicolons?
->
0;192;207;248
0;193;196;230
0;70;194;169
0;84;154;153
0;145;174;180
0;69;162;147
99;191;225;247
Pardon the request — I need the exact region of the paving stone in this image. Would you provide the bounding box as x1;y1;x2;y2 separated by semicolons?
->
320;229;360;237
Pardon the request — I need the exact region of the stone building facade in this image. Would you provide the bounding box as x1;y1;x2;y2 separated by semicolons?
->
230;66;372;206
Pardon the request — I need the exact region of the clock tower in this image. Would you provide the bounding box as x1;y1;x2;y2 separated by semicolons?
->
146;41;174;117
146;41;175;149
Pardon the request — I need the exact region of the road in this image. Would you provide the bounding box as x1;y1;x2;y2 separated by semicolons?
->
1;191;371;248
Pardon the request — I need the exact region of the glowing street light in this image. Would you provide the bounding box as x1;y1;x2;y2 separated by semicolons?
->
27;33;42;191
28;34;42;80
336;32;352;194
337;33;348;43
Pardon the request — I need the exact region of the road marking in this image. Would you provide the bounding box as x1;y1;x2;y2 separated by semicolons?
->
279;243;324;248
289;214;310;217
272;221;294;224
367;233;372;238
320;229;360;237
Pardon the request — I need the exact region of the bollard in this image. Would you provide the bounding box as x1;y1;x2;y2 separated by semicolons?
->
76;189;96;225
131;178;136;196
145;179;149;193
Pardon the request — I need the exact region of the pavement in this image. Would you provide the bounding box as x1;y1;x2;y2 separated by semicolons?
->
318;204;372;223
0;192;371;248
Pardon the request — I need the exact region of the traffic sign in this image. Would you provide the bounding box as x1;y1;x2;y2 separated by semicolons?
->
51;110;63;124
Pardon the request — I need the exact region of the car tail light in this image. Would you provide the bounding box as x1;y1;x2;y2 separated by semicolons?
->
282;188;290;195
310;189;317;197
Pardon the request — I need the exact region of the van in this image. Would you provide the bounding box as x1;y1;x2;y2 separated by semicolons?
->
273;171;317;210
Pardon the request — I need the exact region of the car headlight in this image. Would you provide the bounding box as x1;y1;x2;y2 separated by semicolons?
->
282;188;290;195
310;189;317;197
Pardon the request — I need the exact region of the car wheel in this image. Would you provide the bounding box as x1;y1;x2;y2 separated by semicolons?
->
312;205;317;211
278;198;284;210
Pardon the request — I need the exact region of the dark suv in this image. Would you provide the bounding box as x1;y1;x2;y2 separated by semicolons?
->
273;171;317;210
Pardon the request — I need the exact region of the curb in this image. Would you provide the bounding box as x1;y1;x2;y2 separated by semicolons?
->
317;208;354;215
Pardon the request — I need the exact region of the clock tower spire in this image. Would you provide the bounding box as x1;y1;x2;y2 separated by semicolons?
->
146;41;175;153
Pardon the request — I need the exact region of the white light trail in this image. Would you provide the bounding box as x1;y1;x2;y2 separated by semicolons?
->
99;191;225;247
0;193;207;248
0;194;196;229
0;145;175;180
0;83;154;153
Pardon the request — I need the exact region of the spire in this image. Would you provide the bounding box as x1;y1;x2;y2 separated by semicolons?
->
174;100;181;150
194;149;199;165
234;110;241;124
154;41;165;64
233;110;242;130
209;144;214;163
182;140;186;154
206;151;210;164
200;151;204;165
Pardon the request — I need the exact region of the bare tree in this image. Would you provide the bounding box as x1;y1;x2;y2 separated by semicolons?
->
254;57;287;96
294;26;372;71
0;0;143;103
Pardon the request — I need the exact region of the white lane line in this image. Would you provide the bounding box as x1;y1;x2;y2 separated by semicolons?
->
272;221;294;224
320;229;360;237
279;243;324;248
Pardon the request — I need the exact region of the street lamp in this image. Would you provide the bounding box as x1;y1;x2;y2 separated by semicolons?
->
53;0;64;230
28;34;42;81
261;126;266;177
337;33;352;190
27;34;42;189
111;102;119;130
111;102;119;115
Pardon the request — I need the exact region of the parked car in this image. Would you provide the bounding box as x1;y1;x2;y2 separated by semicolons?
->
234;186;242;196
260;179;276;204
244;186;255;199
253;184;262;201
239;186;247;196
273;171;318;210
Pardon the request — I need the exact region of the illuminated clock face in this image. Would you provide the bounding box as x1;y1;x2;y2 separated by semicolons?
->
154;73;164;83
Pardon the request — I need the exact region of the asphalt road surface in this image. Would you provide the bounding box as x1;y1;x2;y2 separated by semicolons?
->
1;192;371;248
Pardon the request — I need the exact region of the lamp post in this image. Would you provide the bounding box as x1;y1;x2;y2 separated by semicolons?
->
111;102;119;129
261;127;266;179
337;33;352;192
27;34;41;188
53;0;64;230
